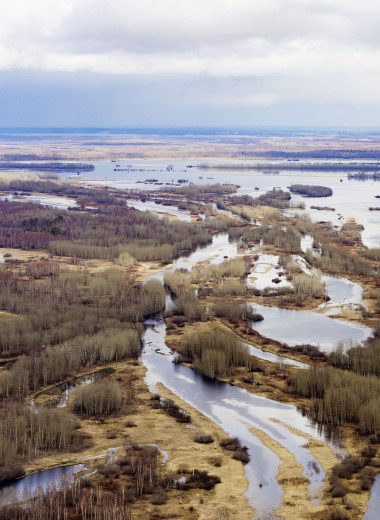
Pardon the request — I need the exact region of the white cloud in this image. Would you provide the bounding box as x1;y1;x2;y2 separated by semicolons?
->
1;0;380;110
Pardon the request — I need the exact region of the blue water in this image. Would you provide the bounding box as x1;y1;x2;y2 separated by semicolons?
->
0;465;85;506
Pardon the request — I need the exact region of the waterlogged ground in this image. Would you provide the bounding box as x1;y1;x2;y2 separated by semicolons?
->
2;155;379;516
54;158;380;247
140;234;369;518
141;233;374;516
247;254;292;291
143;321;341;519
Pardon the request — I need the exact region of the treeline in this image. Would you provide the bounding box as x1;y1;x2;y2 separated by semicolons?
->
163;269;206;321
0;199;213;261
362;247;380;261
305;244;372;275
292;274;326;301
213;278;246;296
229;189;292;210
229;204;281;221
289;184;333;197
26;260;61;279
177;200;216;216
213;302;263;323
200;161;380;171
0;162;94;171
328;339;380;377
164;270;193;295
162;183;238;196
1;179;123;205
0;406;90;483
0;481;132;520
243;149;380;159
291;366;380;434
73;380;123;416
205;258;250;279
0;328;141;398
173;289;206;323
337;221;363;246
347;172;380;181
178;329;253;378
0;195;245;262
0;269;162;356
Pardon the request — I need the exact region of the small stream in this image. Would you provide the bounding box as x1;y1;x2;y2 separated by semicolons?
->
243;341;308;370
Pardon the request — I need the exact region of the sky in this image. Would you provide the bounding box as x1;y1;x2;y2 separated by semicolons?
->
1;0;380;127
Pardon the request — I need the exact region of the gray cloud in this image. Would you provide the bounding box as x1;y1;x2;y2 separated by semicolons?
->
1;1;380;125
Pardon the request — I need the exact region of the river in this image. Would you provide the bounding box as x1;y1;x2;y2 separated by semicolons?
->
1;158;378;516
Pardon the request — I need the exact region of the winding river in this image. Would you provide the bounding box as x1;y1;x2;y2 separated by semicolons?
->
0;233;374;517
143;320;341;519
141;234;367;518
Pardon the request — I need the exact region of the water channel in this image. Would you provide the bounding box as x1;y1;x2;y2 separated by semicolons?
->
143;320;342;518
140;234;367;517
1;160;378;515
2;232;373;515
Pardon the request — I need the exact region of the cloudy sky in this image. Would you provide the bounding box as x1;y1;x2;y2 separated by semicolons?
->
1;0;380;127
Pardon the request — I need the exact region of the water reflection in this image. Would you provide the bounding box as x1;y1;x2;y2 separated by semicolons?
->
250;303;371;352
0;465;85;506
143;321;342;519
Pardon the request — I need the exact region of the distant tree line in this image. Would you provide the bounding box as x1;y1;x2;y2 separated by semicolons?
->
0;162;94;171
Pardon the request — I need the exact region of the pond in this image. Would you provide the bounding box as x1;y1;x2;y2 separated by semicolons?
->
249;303;371;352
